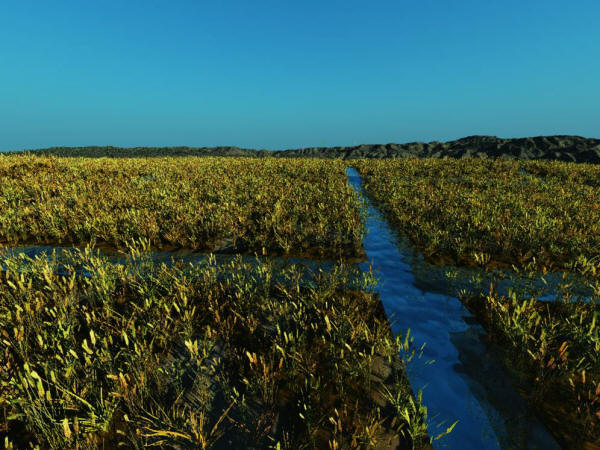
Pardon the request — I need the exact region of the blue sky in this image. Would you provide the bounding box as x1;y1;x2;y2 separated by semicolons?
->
1;0;598;150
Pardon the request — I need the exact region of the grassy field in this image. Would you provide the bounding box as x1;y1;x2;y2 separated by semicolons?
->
0;155;442;448
0;247;435;449
352;158;600;270
7;152;600;447
458;258;600;448
0;156;365;259
353;157;600;447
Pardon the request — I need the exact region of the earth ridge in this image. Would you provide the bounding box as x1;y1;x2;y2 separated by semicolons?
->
13;135;600;163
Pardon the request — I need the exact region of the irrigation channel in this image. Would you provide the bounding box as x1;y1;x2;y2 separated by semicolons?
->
2;169;592;448
346;167;561;449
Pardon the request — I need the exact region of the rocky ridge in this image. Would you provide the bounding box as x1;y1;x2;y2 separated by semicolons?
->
17;135;600;163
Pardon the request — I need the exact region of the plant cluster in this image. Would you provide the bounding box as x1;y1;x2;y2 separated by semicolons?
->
0;156;365;258
458;257;600;448
352;158;600;270
352;157;600;446
0;246;429;449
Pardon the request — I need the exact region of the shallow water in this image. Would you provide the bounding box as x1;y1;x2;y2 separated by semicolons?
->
2;173;586;448
347;168;560;449
407;247;595;304
1;245;338;268
0;245;366;291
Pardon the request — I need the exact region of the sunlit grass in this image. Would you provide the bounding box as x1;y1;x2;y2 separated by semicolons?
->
353;158;600;270
0;245;430;449
458;257;600;447
0;156;365;259
353;158;600;446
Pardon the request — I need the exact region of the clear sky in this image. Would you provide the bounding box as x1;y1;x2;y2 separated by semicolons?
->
1;0;598;151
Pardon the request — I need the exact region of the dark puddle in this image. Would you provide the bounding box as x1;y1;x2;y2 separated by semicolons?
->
347;167;560;449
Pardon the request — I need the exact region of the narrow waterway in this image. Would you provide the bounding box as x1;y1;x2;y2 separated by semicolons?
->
347;168;560;449
2;171;587;448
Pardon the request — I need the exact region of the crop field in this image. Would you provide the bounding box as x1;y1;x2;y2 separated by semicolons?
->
353;158;600;271
0;156;364;259
353;158;600;447
0;156;438;449
459;258;600;448
3;153;600;448
0;247;435;449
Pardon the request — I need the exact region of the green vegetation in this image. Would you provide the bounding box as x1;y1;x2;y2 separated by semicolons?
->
0;246;431;449
0;156;365;258
13;152;600;447
458;257;600;448
352;157;600;447
353;158;600;270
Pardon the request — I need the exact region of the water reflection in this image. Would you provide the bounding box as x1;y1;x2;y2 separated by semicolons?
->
407;249;594;304
2;171;578;448
347;167;560;449
0;245;366;290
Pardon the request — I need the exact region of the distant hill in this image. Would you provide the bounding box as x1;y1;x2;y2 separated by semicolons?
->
21;145;267;158
13;135;600;163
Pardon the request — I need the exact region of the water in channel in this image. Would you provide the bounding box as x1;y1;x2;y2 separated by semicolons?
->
1;170;580;448
346;167;560;449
